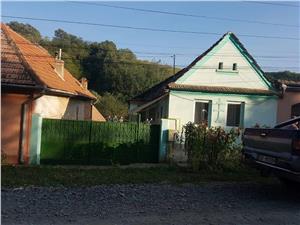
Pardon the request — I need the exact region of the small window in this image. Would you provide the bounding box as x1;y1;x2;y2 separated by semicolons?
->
194;102;209;124
226;104;241;127
233;63;237;71
218;62;223;70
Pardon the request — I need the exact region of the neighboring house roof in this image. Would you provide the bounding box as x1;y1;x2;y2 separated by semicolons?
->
168;82;277;96
276;79;300;92
278;80;300;87
1;29;37;86
130;32;275;103
92;105;106;121
1;23;95;100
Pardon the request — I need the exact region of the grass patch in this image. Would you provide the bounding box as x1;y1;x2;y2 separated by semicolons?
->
1;164;275;188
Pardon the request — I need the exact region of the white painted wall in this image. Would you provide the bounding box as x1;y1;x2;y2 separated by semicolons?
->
33;95;91;120
169;91;278;129
177;36;269;90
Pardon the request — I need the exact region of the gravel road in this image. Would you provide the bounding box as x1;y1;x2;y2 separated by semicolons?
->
2;182;300;225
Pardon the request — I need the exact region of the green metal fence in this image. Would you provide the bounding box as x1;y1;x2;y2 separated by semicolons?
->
40;119;160;165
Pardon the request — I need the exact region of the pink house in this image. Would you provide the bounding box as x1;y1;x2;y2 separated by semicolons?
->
276;80;300;123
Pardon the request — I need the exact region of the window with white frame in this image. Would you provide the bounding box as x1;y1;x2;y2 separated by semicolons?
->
226;102;243;127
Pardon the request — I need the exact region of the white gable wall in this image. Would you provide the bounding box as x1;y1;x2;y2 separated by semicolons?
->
176;36;270;90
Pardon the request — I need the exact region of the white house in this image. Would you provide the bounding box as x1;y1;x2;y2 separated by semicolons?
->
129;32;278;130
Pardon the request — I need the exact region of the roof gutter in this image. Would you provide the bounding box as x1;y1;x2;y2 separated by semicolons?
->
45;87;96;100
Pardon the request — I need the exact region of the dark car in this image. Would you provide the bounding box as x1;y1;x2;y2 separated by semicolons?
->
242;117;300;185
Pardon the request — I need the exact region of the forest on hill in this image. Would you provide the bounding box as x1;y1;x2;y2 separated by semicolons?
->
7;22;300;118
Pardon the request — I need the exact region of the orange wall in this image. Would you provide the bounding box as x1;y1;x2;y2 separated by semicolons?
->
1;94;32;164
277;91;300;123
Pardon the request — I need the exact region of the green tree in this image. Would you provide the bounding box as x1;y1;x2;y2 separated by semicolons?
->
7;21;42;43
94;93;128;118
265;71;300;81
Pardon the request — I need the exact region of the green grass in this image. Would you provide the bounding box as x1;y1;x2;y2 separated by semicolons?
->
1;165;276;188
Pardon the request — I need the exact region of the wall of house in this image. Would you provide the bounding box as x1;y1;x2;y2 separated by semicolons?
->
176;35;270;90
168;90;278;129
277;91;300;123
33;95;92;120
1;94;32;164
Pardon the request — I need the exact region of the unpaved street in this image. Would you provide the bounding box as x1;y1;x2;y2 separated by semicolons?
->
2;182;300;225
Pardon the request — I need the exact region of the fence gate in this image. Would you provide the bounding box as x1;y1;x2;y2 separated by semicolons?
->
40;119;160;165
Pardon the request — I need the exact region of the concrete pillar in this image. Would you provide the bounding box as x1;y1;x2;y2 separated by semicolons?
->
159;119;169;162
29;113;42;165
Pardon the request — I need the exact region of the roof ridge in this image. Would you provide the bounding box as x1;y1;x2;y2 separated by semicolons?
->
130;31;272;103
130;32;228;102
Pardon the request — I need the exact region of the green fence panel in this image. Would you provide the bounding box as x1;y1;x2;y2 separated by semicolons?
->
40;119;160;165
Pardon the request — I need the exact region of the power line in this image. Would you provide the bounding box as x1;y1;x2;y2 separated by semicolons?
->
10;41;300;59
245;1;300;8
3;15;300;40
68;1;299;28
2;52;299;70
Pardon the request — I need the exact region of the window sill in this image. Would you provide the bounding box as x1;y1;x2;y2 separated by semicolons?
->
216;69;239;74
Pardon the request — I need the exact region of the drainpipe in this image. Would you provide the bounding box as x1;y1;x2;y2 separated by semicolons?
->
18;92;44;164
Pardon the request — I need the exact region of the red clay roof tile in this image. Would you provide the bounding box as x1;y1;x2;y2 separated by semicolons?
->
1;23;95;99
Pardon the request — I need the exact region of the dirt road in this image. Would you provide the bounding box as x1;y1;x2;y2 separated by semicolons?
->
2;182;300;225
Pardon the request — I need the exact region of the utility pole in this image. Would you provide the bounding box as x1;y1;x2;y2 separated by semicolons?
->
172;54;176;75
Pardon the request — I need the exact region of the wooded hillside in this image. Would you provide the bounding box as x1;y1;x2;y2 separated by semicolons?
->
7;22;300;118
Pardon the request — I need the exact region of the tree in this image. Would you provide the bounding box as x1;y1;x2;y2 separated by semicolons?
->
94;93;128;118
265;71;300;81
7;21;42;43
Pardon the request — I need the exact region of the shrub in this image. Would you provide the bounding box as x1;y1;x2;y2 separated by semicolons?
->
1;149;7;164
182;122;240;171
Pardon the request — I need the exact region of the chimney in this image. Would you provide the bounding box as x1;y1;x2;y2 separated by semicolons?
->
54;49;64;79
80;77;88;89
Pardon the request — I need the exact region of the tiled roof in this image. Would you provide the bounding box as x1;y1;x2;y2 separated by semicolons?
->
130;32;273;103
1;24;95;99
1;29;37;86
168;82;277;96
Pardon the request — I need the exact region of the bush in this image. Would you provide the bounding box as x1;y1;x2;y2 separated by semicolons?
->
1;149;7;164
182;122;241;171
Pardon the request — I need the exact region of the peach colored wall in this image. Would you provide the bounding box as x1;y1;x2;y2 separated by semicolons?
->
1;94;32;164
33;95;92;120
277;91;300;123
92;105;106;121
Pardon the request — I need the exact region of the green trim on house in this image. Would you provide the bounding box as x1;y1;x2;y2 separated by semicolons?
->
170;90;278;99
176;35;231;83
215;69;239;75
176;33;273;91
228;35;273;90
240;102;245;129
208;100;213;127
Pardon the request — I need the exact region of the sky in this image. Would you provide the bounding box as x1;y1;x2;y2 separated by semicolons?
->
2;1;300;72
